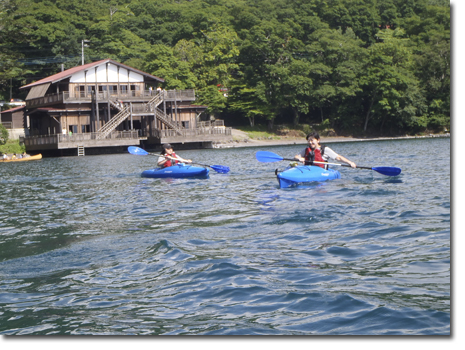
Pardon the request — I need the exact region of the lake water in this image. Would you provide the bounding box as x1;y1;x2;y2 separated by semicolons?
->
0;137;450;335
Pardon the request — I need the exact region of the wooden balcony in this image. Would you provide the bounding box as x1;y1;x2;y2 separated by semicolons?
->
148;121;232;144
23;124;232;152
24;131;141;151
26;89;196;108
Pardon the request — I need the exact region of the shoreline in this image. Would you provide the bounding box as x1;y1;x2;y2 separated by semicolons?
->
213;130;451;148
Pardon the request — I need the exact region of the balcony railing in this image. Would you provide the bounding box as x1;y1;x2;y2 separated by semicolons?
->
23;126;231;147
152;126;231;138
24;131;140;146
26;89;196;108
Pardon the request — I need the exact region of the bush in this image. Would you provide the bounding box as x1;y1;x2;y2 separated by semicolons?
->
0;124;8;145
427;114;450;132
0;139;26;154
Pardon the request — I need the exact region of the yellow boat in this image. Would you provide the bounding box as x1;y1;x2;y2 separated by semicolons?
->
1;154;42;162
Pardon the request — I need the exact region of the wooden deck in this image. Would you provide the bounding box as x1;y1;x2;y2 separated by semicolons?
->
26;89;196;108
24;131;141;151
23;126;232;153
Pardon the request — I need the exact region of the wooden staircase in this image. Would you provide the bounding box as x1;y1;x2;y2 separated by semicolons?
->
96;92;183;139
96;104;131;139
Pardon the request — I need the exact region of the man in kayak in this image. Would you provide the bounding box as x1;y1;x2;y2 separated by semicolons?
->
294;132;356;169
157;143;192;168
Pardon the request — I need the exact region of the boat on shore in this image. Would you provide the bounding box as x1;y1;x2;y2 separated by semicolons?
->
1;154;42;163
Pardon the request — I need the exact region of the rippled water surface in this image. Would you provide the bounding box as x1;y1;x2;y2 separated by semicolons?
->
0;138;450;335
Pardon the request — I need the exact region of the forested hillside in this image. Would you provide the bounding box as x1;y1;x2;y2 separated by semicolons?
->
0;0;450;135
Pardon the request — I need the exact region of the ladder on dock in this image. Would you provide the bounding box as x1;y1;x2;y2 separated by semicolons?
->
77;145;85;156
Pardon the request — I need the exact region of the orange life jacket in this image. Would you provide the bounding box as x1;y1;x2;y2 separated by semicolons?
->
304;146;327;169
163;152;178;168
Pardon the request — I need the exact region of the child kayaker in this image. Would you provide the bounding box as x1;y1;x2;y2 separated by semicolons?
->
294;132;356;169
157;143;192;168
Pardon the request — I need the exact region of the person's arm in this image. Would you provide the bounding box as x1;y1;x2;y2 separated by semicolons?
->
325;147;356;168
294;149;305;163
158;156;168;166
335;155;356;168
167;154;192;163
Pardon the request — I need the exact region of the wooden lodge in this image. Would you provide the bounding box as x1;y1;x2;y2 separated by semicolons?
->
13;59;232;156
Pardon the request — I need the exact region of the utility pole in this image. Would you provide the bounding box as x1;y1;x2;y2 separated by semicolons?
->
81;40;90;65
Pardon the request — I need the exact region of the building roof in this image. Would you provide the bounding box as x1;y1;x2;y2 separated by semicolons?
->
27;107;92;115
20;59;164;90
0;106;25;114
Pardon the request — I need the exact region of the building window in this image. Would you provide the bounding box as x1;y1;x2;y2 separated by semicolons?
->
69;125;78;134
98;85;108;98
130;85;140;97
75;85;86;98
82;125;90;133
109;85;118;95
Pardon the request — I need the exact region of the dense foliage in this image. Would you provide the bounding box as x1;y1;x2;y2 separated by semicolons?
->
0;124;8;145
0;0;450;135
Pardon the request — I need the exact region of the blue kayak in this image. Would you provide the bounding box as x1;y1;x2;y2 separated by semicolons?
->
277;165;341;188
141;164;209;178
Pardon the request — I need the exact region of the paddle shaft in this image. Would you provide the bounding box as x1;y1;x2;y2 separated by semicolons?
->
279;157;357;169
291;159;398;174
164;155;209;168
165;155;229;173
312;160;363;169
255;151;400;176
128;146;229;173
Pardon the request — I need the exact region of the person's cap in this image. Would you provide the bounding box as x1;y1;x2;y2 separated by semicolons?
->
162;143;173;150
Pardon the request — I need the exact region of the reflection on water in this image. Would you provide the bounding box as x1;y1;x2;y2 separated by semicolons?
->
0;138;450;335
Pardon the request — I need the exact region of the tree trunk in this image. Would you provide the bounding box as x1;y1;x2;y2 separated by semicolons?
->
248;116;255;127
364;94;377;131
267;118;274;131
380;115;386;132
293;108;299;126
320;107;324;123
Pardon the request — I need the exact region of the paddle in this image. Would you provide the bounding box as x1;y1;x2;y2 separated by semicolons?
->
255;151;401;177
128;146;230;173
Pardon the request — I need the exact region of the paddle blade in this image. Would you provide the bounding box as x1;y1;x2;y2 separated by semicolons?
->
128;146;148;155
256;151;284;163
210;165;230;173
372;166;401;176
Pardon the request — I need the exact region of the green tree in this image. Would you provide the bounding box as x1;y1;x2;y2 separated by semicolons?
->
305;27;366;126
227;83;269;127
360;28;425;132
144;44;198;90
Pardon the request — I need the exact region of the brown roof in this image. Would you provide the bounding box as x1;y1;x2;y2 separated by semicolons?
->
29;107;92;114
20;59;164;90
0;106;25;114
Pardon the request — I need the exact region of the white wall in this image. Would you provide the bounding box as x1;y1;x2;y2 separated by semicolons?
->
70;64;144;84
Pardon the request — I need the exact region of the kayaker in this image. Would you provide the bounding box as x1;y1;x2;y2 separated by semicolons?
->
157;143;192;168
294;132;356;169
